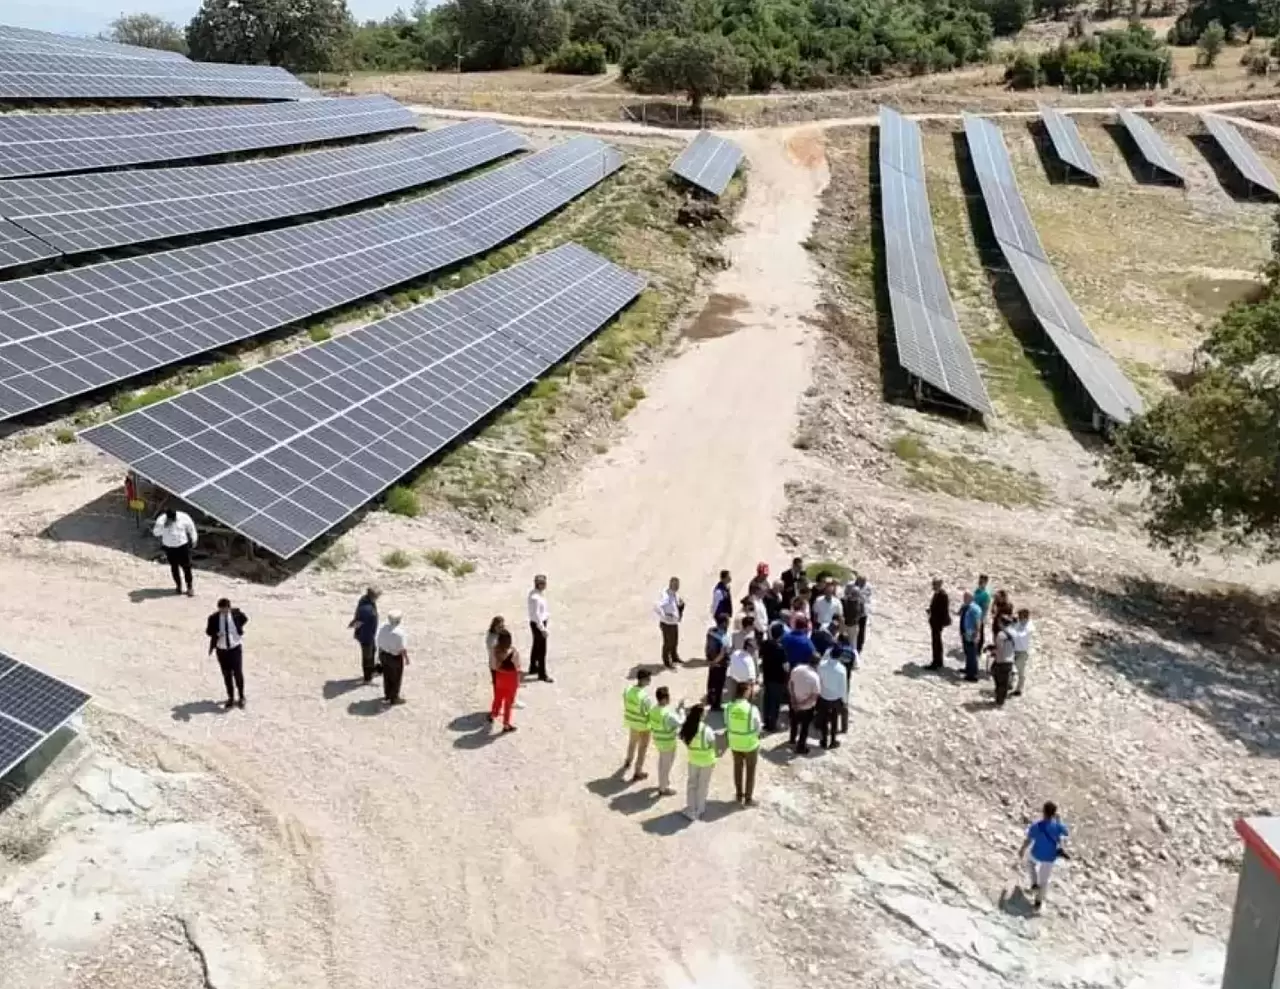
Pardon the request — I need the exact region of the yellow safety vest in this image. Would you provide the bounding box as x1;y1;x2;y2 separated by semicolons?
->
649;704;678;752
687;723;716;767
726;699;760;753
623;685;651;731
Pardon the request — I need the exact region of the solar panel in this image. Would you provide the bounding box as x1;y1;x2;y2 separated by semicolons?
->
0;96;417;180
1201;114;1280;198
0;649;90;779
1037;104;1102;181
0;120;528;266
1117;108;1187;184
0;23;190;61
963;113;1048;263
0;219;58;270
670;131;744;197
0;51;314;101
82;243;645;558
879;108;991;415
0;137;623;421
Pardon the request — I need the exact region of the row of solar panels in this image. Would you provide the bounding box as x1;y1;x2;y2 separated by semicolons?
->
0;648;90;780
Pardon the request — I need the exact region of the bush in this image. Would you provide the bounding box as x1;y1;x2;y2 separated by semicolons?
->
382;549;413;569
545;40;606;74
1196;19;1226;66
383;485;421;518
54;428;76;445
1005;49;1042;88
1039;24;1170;91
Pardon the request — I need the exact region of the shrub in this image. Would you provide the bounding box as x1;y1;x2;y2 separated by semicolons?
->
424;548;457;571
545;40;606;75
804;560;853;584
1196;19;1226;65
1004;49;1042;88
382;549;412;569
308;325;333;343
54;428;76;445
383;485;421;518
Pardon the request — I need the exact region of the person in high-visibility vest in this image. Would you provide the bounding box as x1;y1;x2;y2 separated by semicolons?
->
648;685;685;796
725;680;762;806
680;703;721;821
622;669;655;782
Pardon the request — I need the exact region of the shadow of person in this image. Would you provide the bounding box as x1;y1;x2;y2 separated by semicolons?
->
895;661;966;684
323;677;367;700
170;700;226;722
700;799;741;823
584;769;631;799
346;698;386;717
627;663;670;679
761;741;798;766
998;884;1038;918
961;699;1000;714
447;711;492;733
453;726;503;749
640;810;695;836
608;788;662;816
130;587;182;604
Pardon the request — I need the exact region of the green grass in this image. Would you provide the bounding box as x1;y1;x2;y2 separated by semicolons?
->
381;549;413;570
308;325;334;343
805;560;853;584
186;359;243;389
383;485;421;518
111;386;180;415
425;548;477;577
890;432;1048;508
54;428;76;445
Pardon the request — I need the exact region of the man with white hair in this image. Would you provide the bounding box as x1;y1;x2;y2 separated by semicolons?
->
376;610;410;706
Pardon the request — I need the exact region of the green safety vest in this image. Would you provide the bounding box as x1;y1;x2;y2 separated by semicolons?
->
725;699;760;753
623;685;651;731
687;723;716;767
649;704;678;752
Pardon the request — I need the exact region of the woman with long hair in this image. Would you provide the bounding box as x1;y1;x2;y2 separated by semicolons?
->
489;628;521;732
680;703;720;821
486;615;523;710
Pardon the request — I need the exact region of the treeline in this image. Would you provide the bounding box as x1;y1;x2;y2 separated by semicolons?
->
1005;22;1171;90
1168;0;1280;42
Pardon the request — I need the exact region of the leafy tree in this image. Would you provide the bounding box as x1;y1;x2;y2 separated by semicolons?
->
105;13;187;53
630;32;748;110
1038;24;1169;90
1004;48;1042;87
565;0;629;61
1034;0;1077;21
186;0;352;71
975;0;1032;36
453;0;568;69
1172;0;1257;42
545;39;608;73
1197;18;1226;65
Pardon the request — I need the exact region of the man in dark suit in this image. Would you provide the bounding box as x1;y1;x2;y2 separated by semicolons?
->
206;598;248;709
927;578;951;670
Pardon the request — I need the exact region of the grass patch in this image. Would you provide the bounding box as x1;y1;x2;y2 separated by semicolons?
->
425;548;477;577
313;542;354;571
383;485;421;518
381;549;413;570
111;386;180;415
308;325;334;343
805;560;853;584
186;359;242;389
54;428;76;445
17;434;42;451
21;466;60;488
890;432;1048;509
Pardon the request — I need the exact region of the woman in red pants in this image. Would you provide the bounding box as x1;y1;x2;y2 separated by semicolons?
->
489;628;522;732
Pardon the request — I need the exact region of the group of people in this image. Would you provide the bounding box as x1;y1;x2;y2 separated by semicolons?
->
927;574;1035;708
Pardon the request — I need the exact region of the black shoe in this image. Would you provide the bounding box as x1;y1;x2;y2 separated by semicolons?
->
829;740;841;749
235;698;245;710
223;699;235;710
502;724;517;733
391;697;407;706
539;676;555;683
663;661;673;669
964;676;979;683
820;740;829;749
1010;690;1023;697
363;677;373;685
672;657;684;665
927;663;943;670
796;745;811;755
1030;883;1041;892
373;665;383;675
175;587;184;596
186;587;194;597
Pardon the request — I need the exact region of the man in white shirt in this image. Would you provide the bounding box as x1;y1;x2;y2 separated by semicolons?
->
527;574;552;683
1008;608;1034;697
727;636;759;700
376;611;410;706
153;508;198;597
655;576;685;668
816;651;848;749
205;598;247;709
749;584;769;640
812;580;843;631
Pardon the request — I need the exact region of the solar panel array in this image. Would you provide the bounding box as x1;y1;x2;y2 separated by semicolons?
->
83;243;646;557
670;131;744;197
0;23;190;61
1117;108;1186;184
0;136;623;420
0;51;314;102
1037;104;1102;181
0;219;57;270
0;649;91;780
878;107;991;415
964;113;1143;424
1201;114;1280;198
0;96;417;180
0;120;528;268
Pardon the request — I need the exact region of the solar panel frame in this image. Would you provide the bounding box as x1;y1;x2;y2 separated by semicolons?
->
0;650;91;780
1037;104;1102;181
1117;108;1187;184
0;136;624;421
0;121;528;265
82;243;646;558
1201;113;1280;198
0;219;58;270
0;23;190;61
0;96;418;180
670;131;744;197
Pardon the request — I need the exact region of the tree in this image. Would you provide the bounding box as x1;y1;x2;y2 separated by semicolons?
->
1004;49;1042;87
976;0;1032;36
452;0;568;69
105;13;187;53
565;0;629;61
630;32;748;110
545;40;608;73
1033;0;1077;21
1197;18;1226;64
185;0;353;71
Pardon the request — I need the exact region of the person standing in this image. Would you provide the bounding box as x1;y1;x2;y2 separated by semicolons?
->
759;622;789;732
711;569;733;623
527;574;552;683
376;610;410;706
680;703;721;821
973;575;992;653
488;628;521;731
780;557;805;605
205;598;247;710
648;686;683;796
788;656;820;754
811;579;842;632
960;591;982;682
704;613;731;712
726;634;759;701
816;648;848;749
487;616;526;711
348;586;380;683
656;577;685;668
1019;801;1069;911
748;583;769;643
622;669;655;782
154;508;198;597
852;574;872;655
832;632;858;733
1008;608;1034;697
990;623;1015;707
726;681;762;806
928;578;951;670
763;580;785;624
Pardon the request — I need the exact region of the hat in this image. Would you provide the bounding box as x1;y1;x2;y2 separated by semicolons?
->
387;610;403;624
756;562;769;576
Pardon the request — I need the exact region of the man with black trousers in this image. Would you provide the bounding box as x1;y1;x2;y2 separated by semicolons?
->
927;578;951;670
527;574;552;683
154;508;198;597
206;598;247;710
348;586;380;683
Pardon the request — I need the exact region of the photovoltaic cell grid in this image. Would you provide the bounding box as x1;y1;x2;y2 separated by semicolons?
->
0;136;624;421
0;120;528;267
670;131;744;197
878;107;991;415
0;51;315;102
1117;108;1186;184
0;22;190;61
963;113;1143;424
0;219;56;270
0;649;91;780
1037;104;1102;181
83;243;646;558
0;96;417;180
1201;113;1280;198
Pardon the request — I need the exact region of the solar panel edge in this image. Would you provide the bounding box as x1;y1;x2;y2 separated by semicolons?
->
670;132;743;197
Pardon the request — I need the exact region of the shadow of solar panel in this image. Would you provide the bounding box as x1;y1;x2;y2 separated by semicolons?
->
82;243;645;558
1117;108;1186;183
1201;114;1280;197
0;137;624;422
1037;104;1102;181
670;131;744;197
0;23;190;61
962;114;1048;262
0;649;90;779
0;96;417;180
0;120;528;265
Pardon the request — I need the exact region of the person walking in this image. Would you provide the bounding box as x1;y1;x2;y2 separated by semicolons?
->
488;628;521;732
973;575;992;653
1019;801;1069;911
656;577;685;668
928;578;951;669
1009;608;1034;697
348;586;380;683
960;591;982;682
648;686;683;796
205;598;247;710
788;655;820;754
154;508;198;597
622;669;655;782
759;621;789;732
990;622;1015;707
816;648;848;749
726;634;759;702
680;703;721;821
704;613;731;712
711;569;733;623
726;681;762;806
376;610;410;706
526;574;552;683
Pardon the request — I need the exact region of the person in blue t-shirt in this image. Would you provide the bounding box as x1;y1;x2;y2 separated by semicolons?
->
780;618;818;670
1019;801;1068;911
959;591;982;682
